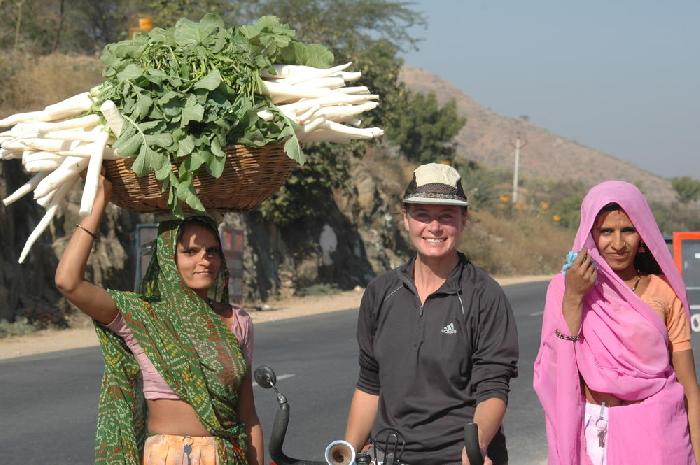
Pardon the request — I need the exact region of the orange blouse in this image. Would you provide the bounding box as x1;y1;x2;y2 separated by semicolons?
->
639;274;692;353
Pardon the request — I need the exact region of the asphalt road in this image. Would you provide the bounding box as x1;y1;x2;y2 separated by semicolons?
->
1;281;698;465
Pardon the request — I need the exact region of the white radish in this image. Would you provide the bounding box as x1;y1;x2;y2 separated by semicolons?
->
79;131;109;216
24;159;62;173
281;76;345;89
262;81;333;100
18;176;78;264
315;102;378;121
323;120;384;139
0;148;22;160
9;115;101;137
297;104;321;124
43;129;106;142
35;114;101;132
301;117;327;133
99;100;124;136
56;141;104;157
2;172;47;206
22;151;64;163
280;93;379;114
269;62;352;81
339;71;362;82
0;111;52;128
336;86;370;95
34;156;86;199
43;92;93;120
298;129;356;143
9;138;72;152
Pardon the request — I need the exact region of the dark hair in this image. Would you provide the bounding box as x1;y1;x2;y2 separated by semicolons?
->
595;203;661;274
176;216;223;257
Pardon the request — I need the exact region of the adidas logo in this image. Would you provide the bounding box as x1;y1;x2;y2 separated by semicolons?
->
441;323;457;335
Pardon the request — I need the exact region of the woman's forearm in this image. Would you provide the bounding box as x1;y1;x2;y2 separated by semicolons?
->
472;397;506;453
55;189;108;292
345;389;379;453
686;386;700;463
246;417;264;465
54;178;117;324
561;292;584;336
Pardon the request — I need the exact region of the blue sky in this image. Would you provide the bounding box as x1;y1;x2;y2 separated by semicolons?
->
400;0;699;179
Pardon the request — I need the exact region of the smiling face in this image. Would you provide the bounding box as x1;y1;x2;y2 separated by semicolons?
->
403;204;467;260
175;223;223;296
591;207;641;275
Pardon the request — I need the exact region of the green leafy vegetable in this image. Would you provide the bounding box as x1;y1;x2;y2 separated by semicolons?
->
96;14;333;214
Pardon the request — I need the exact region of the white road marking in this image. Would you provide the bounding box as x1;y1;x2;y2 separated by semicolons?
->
253;373;295;387
529;311;544;317
691;314;700;333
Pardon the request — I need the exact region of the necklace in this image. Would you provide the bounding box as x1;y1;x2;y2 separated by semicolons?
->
630;273;641;293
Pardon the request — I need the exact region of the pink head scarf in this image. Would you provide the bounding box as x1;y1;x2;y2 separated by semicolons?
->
534;180;695;465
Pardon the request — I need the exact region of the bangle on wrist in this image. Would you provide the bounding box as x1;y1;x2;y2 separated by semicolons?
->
75;224;98;241
555;328;580;342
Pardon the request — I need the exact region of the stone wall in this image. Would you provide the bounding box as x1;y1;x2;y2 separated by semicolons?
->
0;152;413;326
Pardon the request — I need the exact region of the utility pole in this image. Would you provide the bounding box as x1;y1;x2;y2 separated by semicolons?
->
511;136;527;204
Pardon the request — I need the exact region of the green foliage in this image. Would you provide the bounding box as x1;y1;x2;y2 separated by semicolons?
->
651;201;700;234
251;1;427;225
97;14;332;214
0;317;36;338
540;180;587;229
259;142;358;226
386;91;466;164
671;176;700;204
243;0;425;52
456;160;510;209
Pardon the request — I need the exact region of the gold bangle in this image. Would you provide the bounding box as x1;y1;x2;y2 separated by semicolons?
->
555;328;580;342
75;224;98;241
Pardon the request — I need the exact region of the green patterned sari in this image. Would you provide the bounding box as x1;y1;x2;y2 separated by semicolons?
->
94;218;248;465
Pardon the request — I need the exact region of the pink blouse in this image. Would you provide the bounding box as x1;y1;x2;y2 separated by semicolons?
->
106;306;253;400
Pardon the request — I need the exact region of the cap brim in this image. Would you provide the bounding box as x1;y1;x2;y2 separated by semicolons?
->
403;196;469;207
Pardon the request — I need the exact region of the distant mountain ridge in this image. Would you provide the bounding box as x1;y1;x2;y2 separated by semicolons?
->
400;67;675;203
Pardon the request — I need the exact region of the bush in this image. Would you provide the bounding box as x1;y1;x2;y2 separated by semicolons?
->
0;318;37;339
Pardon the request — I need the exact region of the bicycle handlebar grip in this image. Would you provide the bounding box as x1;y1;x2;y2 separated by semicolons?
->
464;423;484;465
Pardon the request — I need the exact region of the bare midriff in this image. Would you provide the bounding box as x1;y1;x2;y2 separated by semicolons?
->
146;399;211;436
583;383;641;407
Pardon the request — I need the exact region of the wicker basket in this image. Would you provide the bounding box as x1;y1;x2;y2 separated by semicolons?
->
103;143;297;212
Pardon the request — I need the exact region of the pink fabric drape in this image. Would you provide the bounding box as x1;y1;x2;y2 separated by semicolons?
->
533;180;695;465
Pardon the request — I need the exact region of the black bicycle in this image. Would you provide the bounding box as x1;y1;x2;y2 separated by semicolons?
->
254;365;484;465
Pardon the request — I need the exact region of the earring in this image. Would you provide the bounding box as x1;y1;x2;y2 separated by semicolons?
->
638;242;646;253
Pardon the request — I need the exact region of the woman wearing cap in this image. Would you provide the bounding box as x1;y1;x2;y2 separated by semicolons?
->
54;174;263;465
534;181;699;465
344;163;519;465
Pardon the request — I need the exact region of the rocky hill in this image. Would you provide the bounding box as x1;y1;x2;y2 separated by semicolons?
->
400;67;676;203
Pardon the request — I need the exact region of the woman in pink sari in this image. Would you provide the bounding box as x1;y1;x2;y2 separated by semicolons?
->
534;180;699;465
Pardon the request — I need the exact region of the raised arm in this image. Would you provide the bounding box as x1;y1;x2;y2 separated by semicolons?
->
54;173;118;325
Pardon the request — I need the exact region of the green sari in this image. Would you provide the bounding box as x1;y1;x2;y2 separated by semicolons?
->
94;218;248;465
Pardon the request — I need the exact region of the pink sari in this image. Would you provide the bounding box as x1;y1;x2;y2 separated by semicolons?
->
533;180;695;465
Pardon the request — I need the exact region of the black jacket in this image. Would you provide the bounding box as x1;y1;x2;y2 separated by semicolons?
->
356;253;519;465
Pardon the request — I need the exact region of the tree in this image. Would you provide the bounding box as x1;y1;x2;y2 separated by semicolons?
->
242;0;426;226
386;91;465;164
671;176;700;204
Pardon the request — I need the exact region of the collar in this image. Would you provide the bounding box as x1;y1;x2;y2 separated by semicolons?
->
397;252;469;295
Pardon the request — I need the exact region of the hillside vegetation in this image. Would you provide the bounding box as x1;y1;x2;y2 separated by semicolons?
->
1;1;698;332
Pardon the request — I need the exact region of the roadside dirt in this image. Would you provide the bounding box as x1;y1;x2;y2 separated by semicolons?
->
0;275;550;360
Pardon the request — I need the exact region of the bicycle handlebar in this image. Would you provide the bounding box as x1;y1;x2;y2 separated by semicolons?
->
257;365;485;465
464;423;484;465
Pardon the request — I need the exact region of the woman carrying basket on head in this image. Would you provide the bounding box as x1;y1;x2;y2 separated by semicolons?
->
55;173;263;465
534;180;699;465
